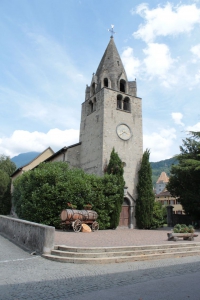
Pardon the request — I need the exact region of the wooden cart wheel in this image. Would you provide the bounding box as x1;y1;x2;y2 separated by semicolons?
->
73;219;82;232
92;221;99;232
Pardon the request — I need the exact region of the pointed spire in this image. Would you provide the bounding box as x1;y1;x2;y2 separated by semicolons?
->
95;37;127;91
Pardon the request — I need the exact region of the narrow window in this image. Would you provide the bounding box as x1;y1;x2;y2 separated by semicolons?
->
89;100;93;113
123;97;130;111
117;95;122;109
93;97;96;111
120;79;126;93
104;78;108;87
91;82;95;95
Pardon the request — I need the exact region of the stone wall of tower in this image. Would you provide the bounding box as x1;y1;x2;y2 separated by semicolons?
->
102;88;143;199
79;89;104;175
79;86;143;200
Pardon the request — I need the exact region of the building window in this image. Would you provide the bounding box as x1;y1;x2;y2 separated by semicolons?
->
123;97;130;111
89;100;93;113
104;78;108;87
117;94;122;109
93;97;96;111
91;82;95;95
120;79;126;93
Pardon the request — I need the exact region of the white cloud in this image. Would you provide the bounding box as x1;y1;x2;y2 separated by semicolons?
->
0;129;79;157
171;112;184;126
186;122;200;131
143;43;175;81
133;3;200;43
144;128;177;161
191;44;200;60
121;47;141;79
121;43;188;88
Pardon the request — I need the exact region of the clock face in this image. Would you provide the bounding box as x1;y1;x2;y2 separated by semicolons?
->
116;124;132;140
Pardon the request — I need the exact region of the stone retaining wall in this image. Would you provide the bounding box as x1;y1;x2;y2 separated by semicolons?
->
0;215;55;254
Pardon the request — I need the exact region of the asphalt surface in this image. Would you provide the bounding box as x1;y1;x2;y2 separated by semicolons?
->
1;234;200;300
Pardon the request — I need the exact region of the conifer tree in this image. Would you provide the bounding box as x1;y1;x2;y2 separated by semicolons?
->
135;149;155;229
106;148;125;228
167;131;200;219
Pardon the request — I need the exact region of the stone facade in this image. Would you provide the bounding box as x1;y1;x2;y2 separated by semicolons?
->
47;37;143;228
78;37;143;227
80;88;143;200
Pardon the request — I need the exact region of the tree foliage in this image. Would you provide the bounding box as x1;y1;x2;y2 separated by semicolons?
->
0;155;16;215
150;201;166;229
167;131;200;219
106;148;125;229
13;162;121;229
135;149;155;229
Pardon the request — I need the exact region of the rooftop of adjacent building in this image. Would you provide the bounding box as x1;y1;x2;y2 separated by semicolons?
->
156;171;169;184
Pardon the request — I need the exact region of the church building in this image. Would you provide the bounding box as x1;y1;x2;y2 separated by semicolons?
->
46;34;143;228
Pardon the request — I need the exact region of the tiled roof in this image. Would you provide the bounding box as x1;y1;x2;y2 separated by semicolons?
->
156;188;171;197
156;171;169;184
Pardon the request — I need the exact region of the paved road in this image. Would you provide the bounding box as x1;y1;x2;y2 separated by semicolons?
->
1;235;200;300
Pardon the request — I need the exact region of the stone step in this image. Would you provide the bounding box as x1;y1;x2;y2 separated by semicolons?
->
55;242;200;253
55;243;200;253
43;249;200;264
42;242;200;264
51;246;200;258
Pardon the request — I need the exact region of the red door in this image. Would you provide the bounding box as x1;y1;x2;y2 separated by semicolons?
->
119;205;129;227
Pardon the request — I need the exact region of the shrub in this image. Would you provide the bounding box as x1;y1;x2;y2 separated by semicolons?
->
150;201;165;229
173;224;194;233
13;162;122;229
0;155;16;215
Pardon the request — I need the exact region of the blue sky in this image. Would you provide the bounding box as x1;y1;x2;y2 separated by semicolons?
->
0;0;200;161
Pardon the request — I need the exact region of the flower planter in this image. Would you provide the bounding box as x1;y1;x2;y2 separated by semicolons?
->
167;232;198;241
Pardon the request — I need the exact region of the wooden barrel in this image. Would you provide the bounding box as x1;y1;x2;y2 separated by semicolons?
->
60;209;98;222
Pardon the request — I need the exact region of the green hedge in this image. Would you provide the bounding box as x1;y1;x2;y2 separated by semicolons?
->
13;162;123;229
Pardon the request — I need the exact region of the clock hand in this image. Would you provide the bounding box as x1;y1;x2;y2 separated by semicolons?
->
122;130;128;135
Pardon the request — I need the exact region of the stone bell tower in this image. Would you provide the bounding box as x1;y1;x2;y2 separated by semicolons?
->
79;33;143;228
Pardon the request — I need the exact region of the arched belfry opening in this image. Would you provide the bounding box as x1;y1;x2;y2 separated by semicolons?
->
120;79;126;93
117;94;122;109
104;78;108;87
123;97;130;111
89;100;93;113
91;82;95;95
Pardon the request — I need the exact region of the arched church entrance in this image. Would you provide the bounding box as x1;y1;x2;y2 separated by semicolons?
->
119;198;130;227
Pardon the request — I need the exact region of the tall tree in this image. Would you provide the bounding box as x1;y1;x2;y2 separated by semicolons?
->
0;155;16;215
167;131;200;219
135;149;155;229
106;148;125;229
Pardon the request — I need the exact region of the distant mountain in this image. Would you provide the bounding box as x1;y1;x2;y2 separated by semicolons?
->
11;151;178;185
11;152;40;168
150;157;178;187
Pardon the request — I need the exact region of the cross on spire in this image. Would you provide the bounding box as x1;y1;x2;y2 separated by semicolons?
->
108;25;116;38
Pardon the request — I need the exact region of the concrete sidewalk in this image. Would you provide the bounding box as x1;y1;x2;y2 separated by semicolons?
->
54;227;200;247
1;234;200;300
